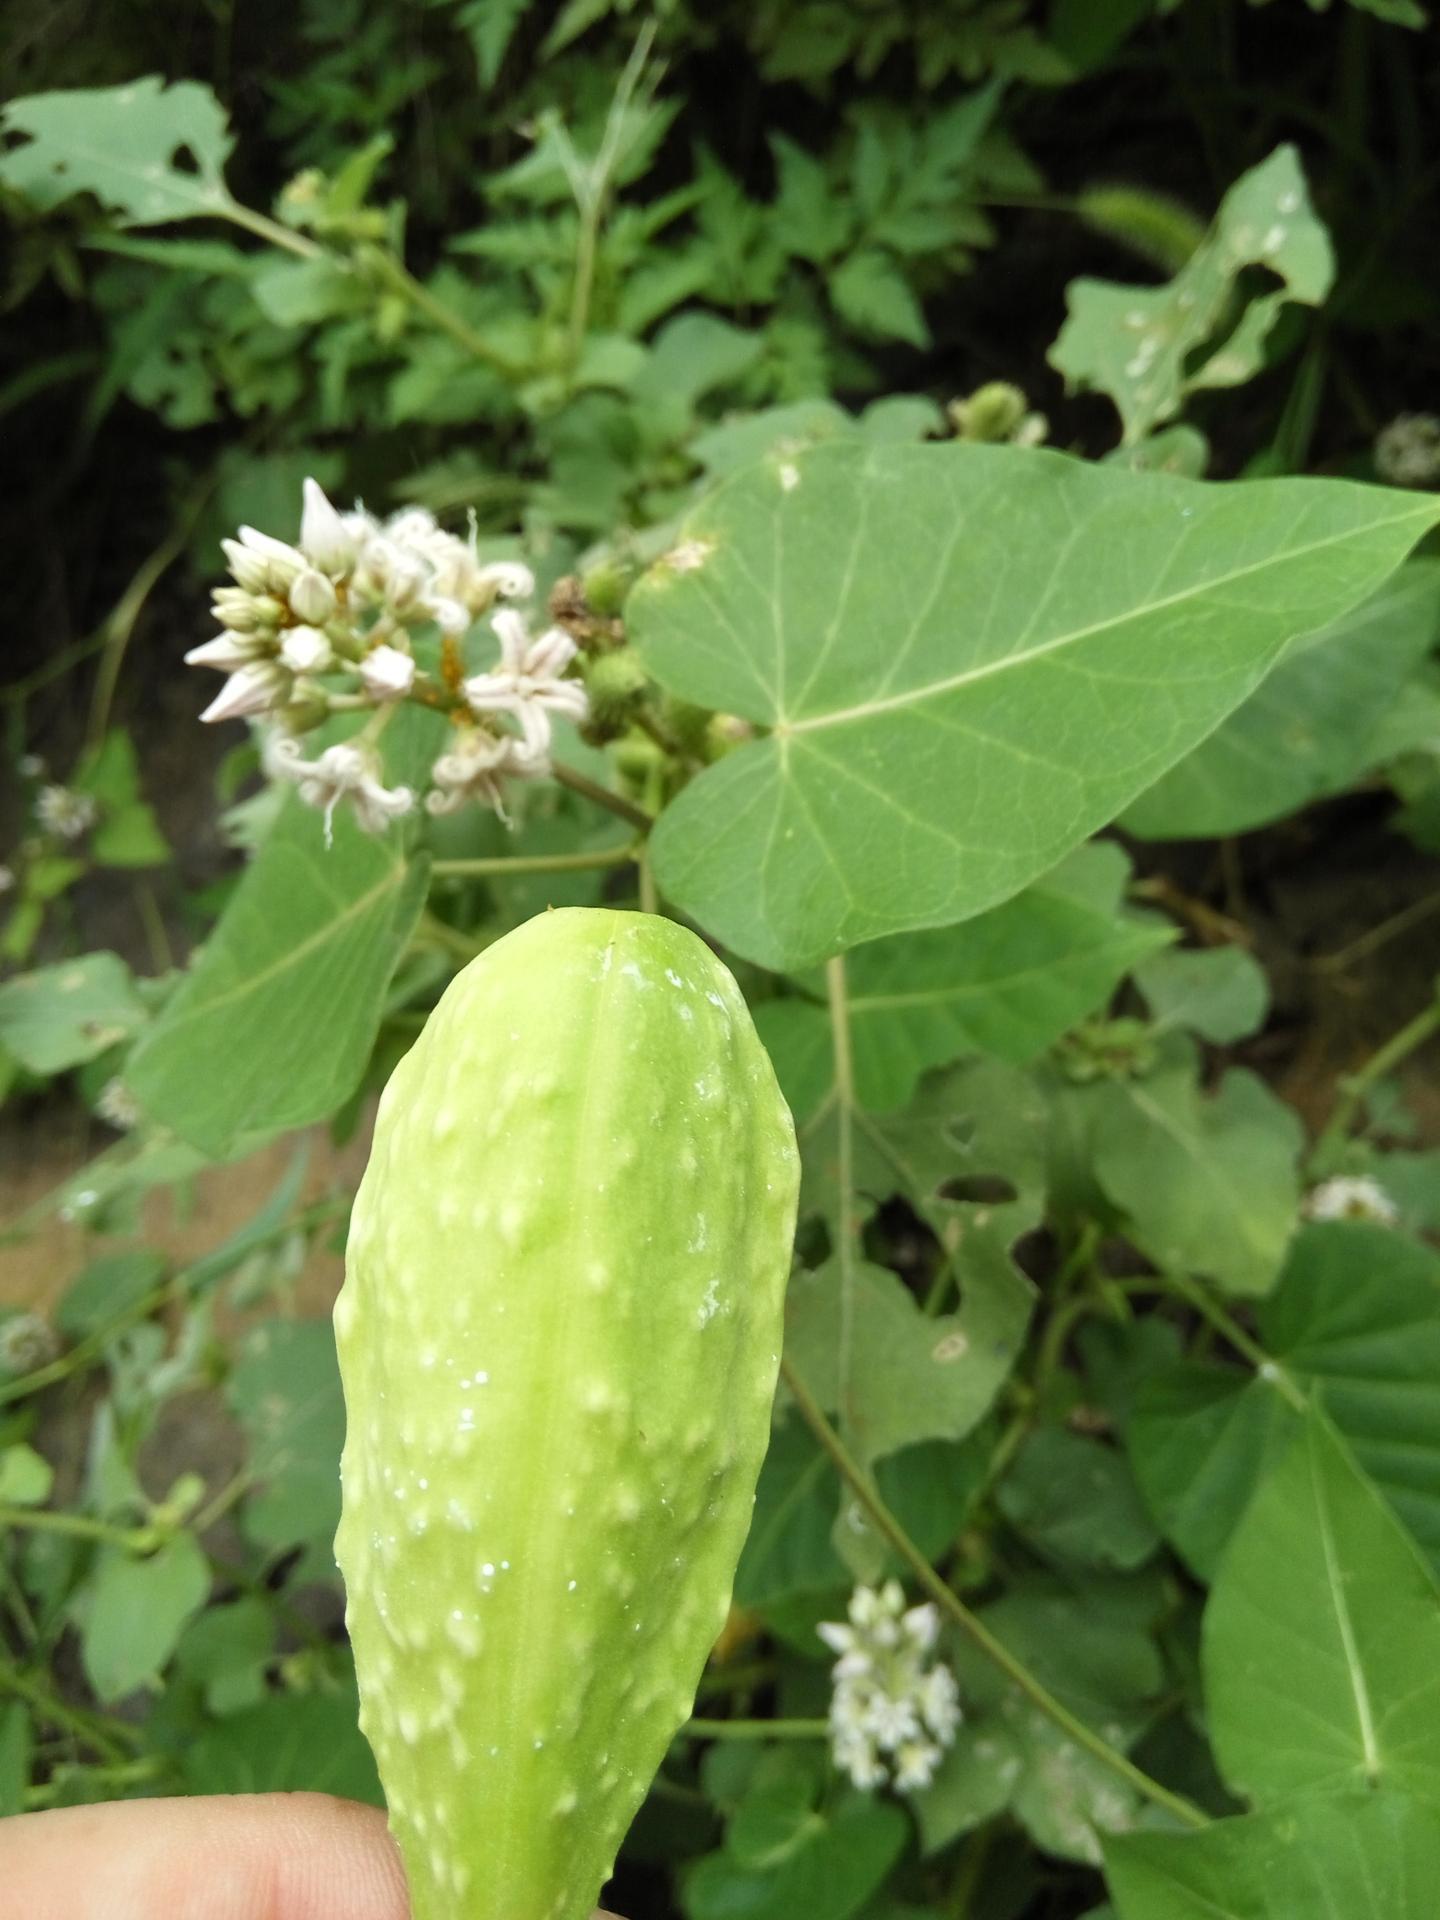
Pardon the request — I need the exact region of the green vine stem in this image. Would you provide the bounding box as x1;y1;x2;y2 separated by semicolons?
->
779;1354;1209;1831
552;761;654;832
432;843;639;880
1157;1272;1308;1411
1311;992;1440;1171
826;955;861;1441
0;1506;159;1551
683;1717;830;1741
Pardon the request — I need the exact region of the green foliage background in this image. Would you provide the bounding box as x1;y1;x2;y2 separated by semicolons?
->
4;2;1440;1916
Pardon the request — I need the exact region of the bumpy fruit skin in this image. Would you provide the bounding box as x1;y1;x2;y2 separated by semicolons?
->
334;908;799;1920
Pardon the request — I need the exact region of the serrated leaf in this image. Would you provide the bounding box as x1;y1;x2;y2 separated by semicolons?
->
830;250;929;346
126;727;433;1156
0;78;234;227
0;952;148;1074
628;440;1440;970
1051;146;1334;444
1106;1787;1440;1920
1203;1413;1440;1805
1124;560;1440;838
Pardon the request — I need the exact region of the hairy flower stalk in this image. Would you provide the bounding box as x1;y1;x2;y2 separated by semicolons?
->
185;479;586;835
819;1581;961;1794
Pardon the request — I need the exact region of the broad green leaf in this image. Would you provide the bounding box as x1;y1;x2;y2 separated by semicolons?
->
76;1533;211;1702
784;1256;1031;1468
628;439;1439;969
1130;1224;1440;1577
1051;147;1334;445
1203;1413;1440;1805
127;771;431;1157
1106;1786;1440;1920
1135;946;1268;1043
765;844;1171;1114
180;1687;381;1803
74;730;168;869
735;1417;844;1615
1128;1364;1296;1581
56;1250;167;1340
174;1596;275;1715
0;1444;54;1506
912;1723;1023;1854
997;1430;1160;1572
0;952;148;1074
0;78;235;226
226;1319;345;1582
1124;560;1440;837
684;1793;907;1920
1092;1048;1303;1296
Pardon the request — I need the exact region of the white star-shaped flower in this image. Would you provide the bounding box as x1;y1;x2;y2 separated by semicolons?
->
463;610;588;760
267;736;413;844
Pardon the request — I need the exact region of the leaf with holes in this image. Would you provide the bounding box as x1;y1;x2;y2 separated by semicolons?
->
1050;146;1333;445
0;77;235;226
627;439;1439;969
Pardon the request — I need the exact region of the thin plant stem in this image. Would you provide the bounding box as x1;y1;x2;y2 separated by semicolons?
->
684;1717;829;1741
1312;996;1440;1168
1159;1273;1307;1412
0;1506;157;1552
88;481;216;746
639;849;658;915
779;1355;1209;1831
552;761;653;831
1310;889;1440;976
826;956;859;1441
567;25;659;359
432;843;637;880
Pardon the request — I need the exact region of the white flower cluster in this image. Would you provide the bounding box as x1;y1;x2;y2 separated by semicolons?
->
185;480;591;840
1375;414;1440;489
1304;1174;1399;1227
36;786;98;842
818;1581;961;1795
186;478;535;727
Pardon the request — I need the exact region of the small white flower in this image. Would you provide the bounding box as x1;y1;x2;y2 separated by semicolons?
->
0;865;15;894
1304;1174;1399;1227
1375;414;1440;489
211;586;267;631
36;786;98;840
267;736;413;844
360;643;417;701
892;1739;943;1794
820;1582;961;1797
235;526;308;591
185;631;273;673
425;726;540;821
300;477;360;576
280;625;336;675
463;609;588;759
18;754;45;779
96;1078;141;1131
477;559;536;602
0;1312;59;1375
289;567;339;625
221;536;271;595
199;660;290;725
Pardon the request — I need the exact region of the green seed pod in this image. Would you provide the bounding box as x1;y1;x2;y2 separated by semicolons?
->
334;908;799;1920
581;647;650;735
658;691;713;757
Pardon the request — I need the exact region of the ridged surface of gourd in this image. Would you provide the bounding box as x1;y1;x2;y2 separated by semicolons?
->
334;908;799;1920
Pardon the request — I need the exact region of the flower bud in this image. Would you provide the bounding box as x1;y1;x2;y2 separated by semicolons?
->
289;567;339;624
222;537;271;594
199;660;289;725
237;526;308;591
476;559;536;605
280;625;336;674
300;477;360;576
360;643;417;701
185;632;271;671
211;593;264;632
